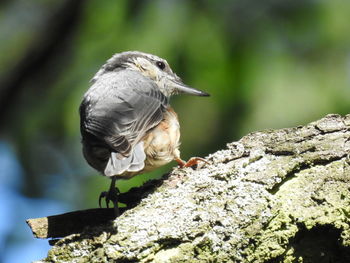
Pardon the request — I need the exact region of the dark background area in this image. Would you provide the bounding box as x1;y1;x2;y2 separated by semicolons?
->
1;0;350;262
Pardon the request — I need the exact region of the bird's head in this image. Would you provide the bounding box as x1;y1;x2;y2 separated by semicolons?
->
92;51;209;98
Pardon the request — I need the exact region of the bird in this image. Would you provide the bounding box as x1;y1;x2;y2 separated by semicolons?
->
79;51;209;216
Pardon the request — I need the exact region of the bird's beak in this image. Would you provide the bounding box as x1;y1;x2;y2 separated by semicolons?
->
172;80;210;97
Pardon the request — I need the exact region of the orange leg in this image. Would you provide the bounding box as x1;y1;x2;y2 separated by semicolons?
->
175;157;209;168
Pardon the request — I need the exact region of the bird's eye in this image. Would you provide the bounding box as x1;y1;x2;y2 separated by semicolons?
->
156;61;165;70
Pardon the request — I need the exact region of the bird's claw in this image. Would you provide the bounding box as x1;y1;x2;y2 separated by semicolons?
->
99;191;108;208
176;157;209;169
98;187;120;216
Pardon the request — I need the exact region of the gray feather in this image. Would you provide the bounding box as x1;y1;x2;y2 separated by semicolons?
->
104;142;146;176
80;69;168;177
103;142;146;176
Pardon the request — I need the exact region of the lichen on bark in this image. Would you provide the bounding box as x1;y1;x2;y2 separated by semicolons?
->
36;114;350;263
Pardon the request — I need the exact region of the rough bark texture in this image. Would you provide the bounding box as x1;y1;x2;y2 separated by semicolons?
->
37;114;350;263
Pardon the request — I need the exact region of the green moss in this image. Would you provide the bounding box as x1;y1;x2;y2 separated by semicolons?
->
245;159;350;262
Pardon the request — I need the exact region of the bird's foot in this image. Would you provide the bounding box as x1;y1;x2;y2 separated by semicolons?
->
99;180;120;217
175;157;209;169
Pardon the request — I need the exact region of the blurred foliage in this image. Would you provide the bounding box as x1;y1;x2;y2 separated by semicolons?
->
1;0;350;209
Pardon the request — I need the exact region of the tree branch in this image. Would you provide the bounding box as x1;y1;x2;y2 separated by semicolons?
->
31;114;350;263
27;176;167;239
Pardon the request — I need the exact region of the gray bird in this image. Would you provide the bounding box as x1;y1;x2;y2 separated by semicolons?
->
79;51;209;215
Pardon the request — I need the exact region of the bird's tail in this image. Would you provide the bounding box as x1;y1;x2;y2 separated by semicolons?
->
104;142;146;177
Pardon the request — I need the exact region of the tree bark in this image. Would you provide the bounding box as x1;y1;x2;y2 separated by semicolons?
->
35;114;350;263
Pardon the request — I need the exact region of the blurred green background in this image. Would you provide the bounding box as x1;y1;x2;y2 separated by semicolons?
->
1;0;350;261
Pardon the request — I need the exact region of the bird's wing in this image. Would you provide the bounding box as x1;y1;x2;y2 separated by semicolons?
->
80;70;169;176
